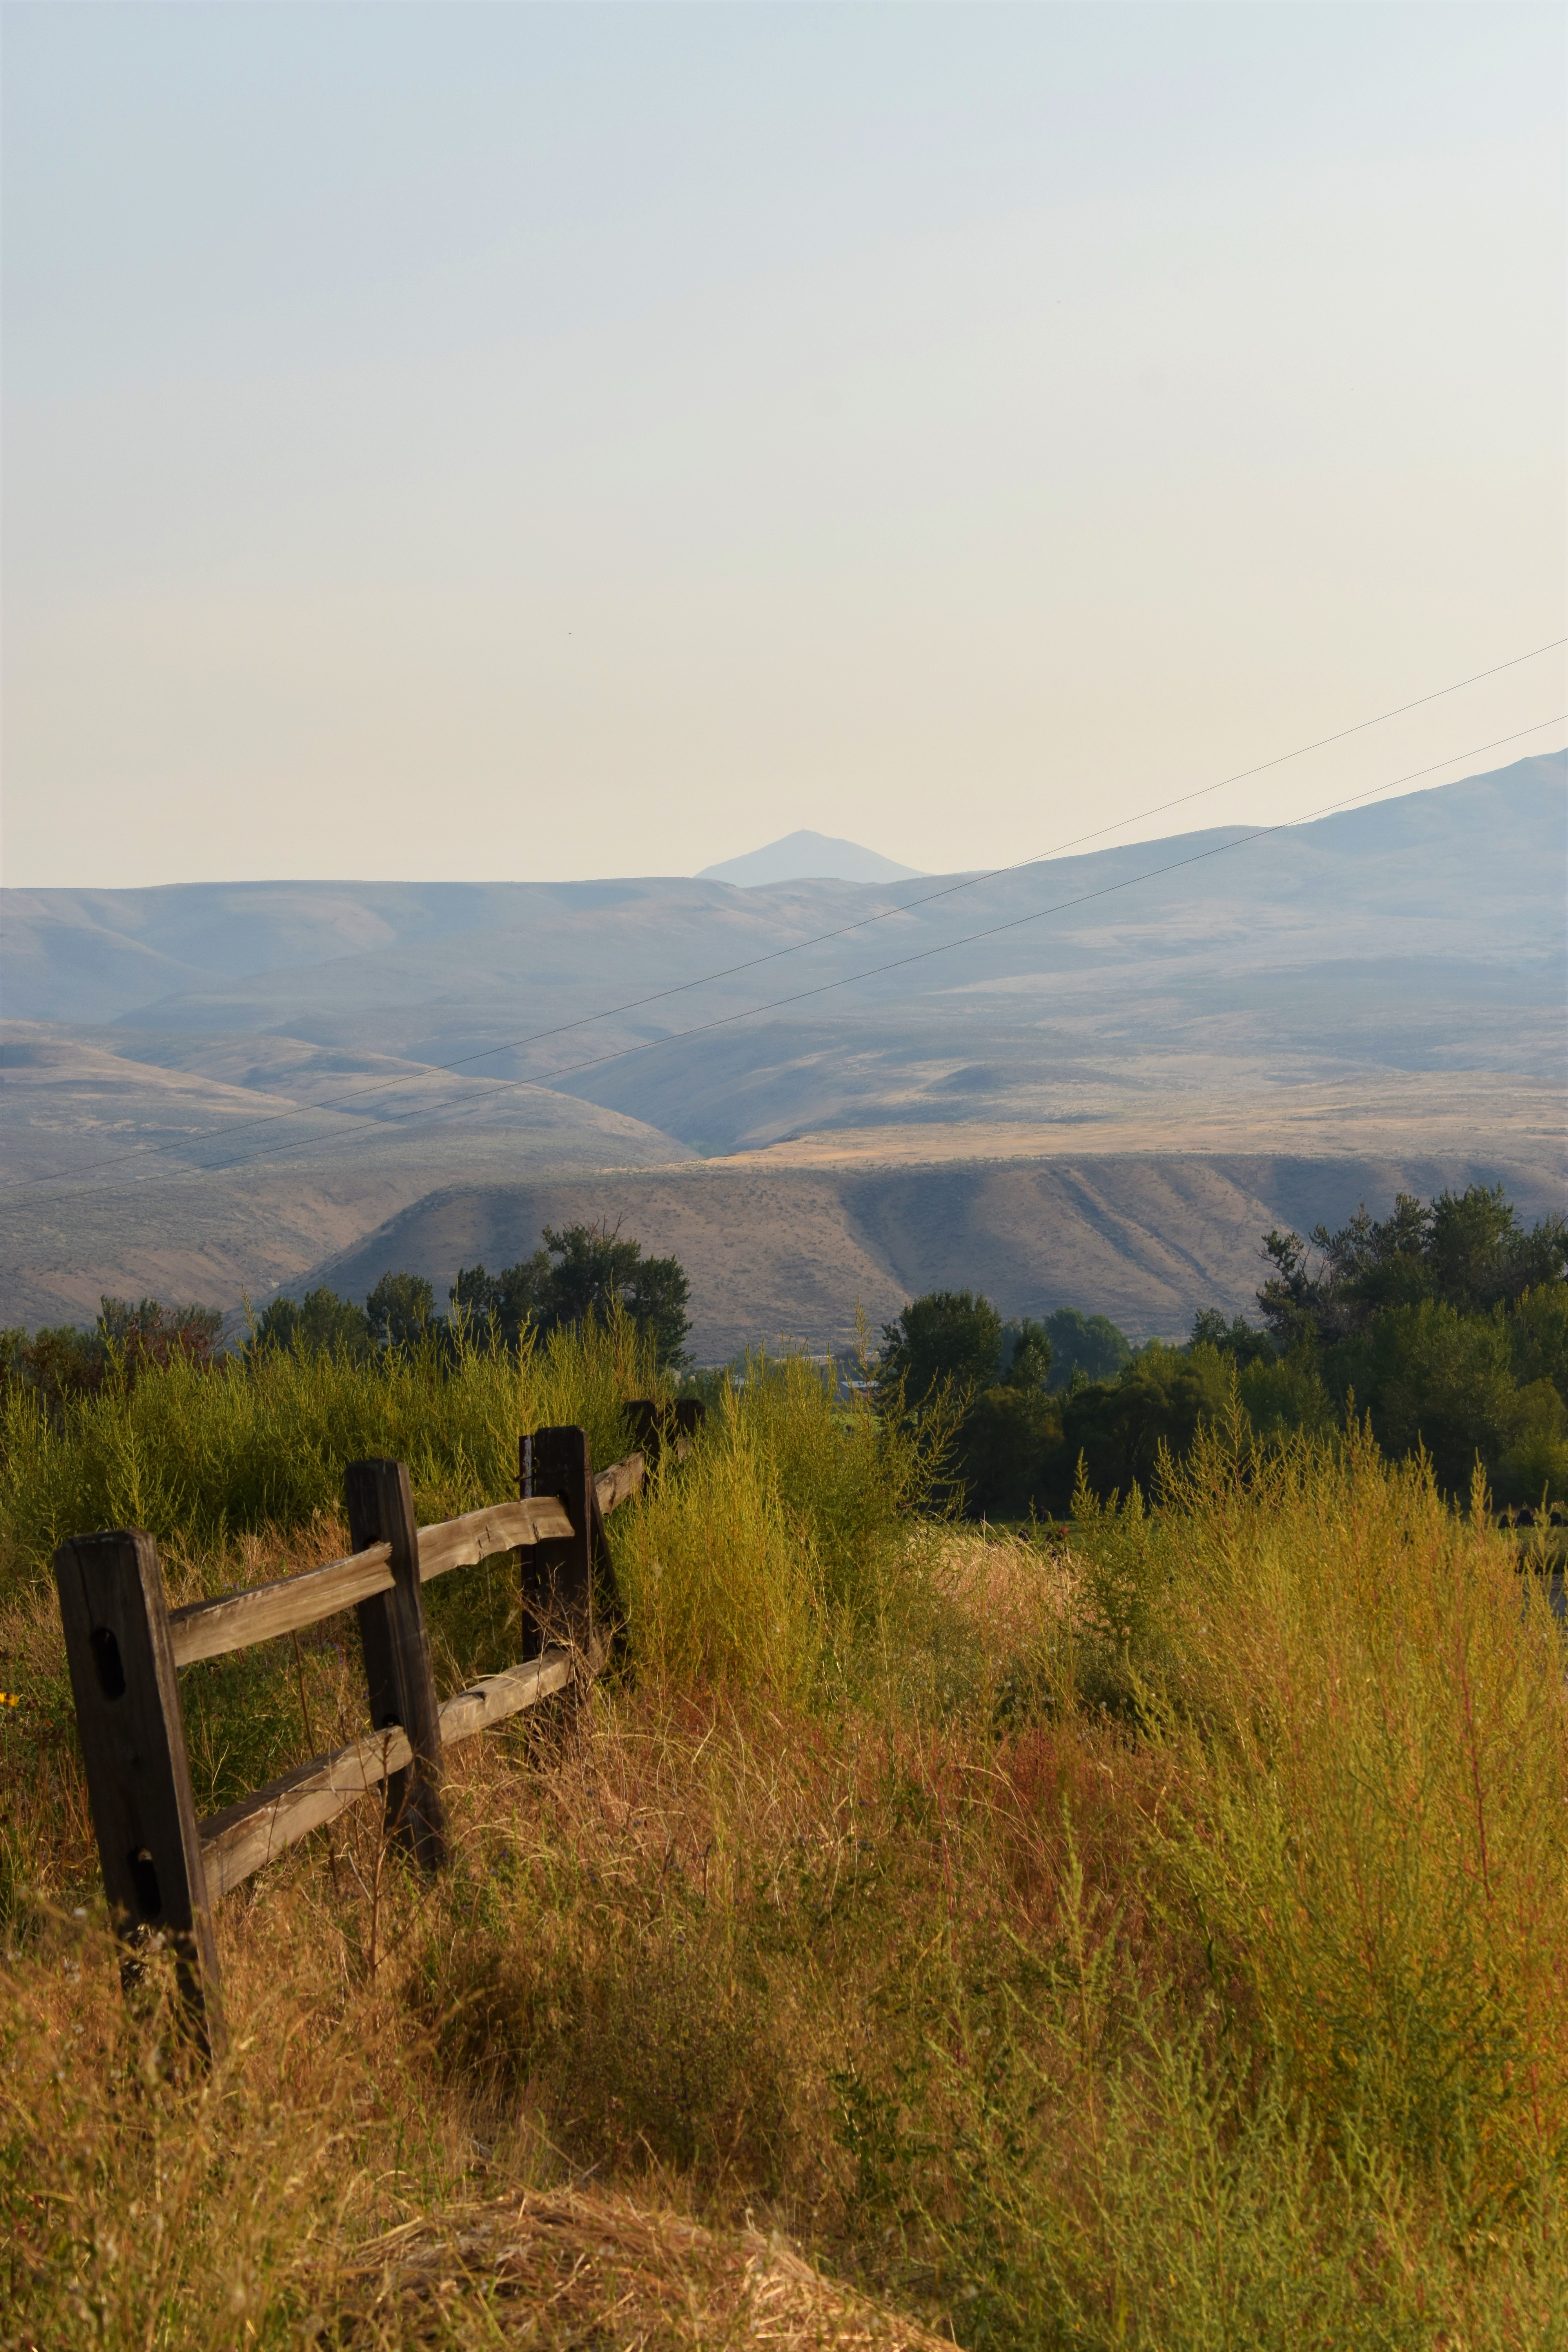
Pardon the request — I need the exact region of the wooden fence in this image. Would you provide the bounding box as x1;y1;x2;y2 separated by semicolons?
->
52;1409;691;2058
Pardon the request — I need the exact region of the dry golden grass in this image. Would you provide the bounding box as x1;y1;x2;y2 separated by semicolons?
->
3;1682;965;2348
924;1523;1081;1656
336;2186;952;2349
5;1361;1568;2348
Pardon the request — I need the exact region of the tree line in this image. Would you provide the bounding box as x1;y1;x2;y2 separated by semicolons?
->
4;1183;1563;1513
254;1222;692;1367
0;1223;691;1411
877;1182;1568;1514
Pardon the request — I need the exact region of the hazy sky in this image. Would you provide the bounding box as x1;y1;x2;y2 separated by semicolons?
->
3;2;1564;888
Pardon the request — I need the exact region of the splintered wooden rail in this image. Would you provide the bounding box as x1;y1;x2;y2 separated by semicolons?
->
53;1403;697;2059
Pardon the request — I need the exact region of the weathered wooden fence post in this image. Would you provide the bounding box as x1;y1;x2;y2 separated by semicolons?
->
53;1531;225;2058
344;1458;446;1871
626;1401;660;1465
521;1426;593;1661
626;1398;705;1468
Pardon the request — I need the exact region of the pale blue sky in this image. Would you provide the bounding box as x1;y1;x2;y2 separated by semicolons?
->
3;2;1564;886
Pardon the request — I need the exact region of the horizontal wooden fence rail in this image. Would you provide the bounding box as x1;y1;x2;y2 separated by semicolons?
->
166;1492;579;1669
201;1648;578;1902
52;1416;694;2060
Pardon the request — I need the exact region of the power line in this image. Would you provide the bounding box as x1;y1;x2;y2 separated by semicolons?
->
5;633;1563;1198
304;708;1568;1125
26;707;1564;1203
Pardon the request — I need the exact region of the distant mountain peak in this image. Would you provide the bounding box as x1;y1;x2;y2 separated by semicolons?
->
698;829;923;888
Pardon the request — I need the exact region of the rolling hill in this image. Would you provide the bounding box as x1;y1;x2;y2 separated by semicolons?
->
2;753;1562;1341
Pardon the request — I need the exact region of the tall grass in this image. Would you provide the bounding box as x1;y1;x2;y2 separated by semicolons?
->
2;1334;1566;2346
0;1313;661;1589
606;1350;958;1703
1147;1418;1568;2211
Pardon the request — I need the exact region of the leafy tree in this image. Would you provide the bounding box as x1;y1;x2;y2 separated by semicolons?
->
890;1184;1568;1514
1;1296;224;1415
943;1317;1059;1517
1334;1298;1525;1498
89;1297;224;1383
1052;1341;1232;1502
1248;1184;1568;1498
962;1383;1060;1519
1189;1308;1275;1368
0;1322;107;1411
1511;1282;1568;1399
878;1293;1065;1515
1427;1184;1567;1312
251;1287;370;1358
1234;1346;1334;1444
877;1291;1002;1412
452;1222;691;1367
364;1271;436;1348
1497;1381;1568;1506
449;1259;547;1348
539;1222;691;1366
621;1248;693;1369
999;1317;1053;1392
1043;1308;1133;1389
1258;1185;1568;1348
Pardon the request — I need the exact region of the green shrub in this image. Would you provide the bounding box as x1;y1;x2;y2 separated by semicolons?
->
734;1349;955;1621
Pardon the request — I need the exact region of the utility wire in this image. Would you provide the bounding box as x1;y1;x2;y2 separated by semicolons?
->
4;634;1563;1199
293;708;1568;1129
25;707;1564;1202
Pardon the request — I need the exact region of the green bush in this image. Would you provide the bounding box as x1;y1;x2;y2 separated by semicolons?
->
1142;1419;1568;2205
1336;1297;1525;1495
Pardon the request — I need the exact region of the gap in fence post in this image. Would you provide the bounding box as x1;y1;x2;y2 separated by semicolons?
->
345;1458;447;1871
522;1427;593;1662
53;1530;225;2061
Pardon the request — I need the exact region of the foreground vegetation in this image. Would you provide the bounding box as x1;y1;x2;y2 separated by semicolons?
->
2;1315;1566;2347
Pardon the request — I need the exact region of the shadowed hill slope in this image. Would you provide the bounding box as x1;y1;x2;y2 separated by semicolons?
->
300;1145;1565;1359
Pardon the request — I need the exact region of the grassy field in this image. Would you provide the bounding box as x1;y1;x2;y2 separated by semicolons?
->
2;1332;1566;2348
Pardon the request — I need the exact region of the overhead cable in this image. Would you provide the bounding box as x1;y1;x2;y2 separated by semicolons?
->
6;634;1563;1197
21;706;1563;1201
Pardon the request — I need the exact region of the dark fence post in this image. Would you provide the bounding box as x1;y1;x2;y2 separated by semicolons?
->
522;1426;593;1661
345;1458;446;1871
626;1401;660;1464
53;1531;225;2059
625;1398;705;1469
